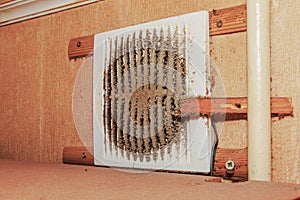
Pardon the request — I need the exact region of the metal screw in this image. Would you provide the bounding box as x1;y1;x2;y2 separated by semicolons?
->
77;41;82;47
225;160;235;170
81;152;86;159
216;20;223;28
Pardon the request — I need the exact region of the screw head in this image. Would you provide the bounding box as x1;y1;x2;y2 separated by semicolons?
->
225;160;235;170
77;41;82;47
216;20;223;28
81;152;87;159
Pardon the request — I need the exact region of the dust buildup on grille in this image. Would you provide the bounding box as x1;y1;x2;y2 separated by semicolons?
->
103;27;187;162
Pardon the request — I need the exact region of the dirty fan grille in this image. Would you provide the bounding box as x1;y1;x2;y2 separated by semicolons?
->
94;11;211;172
103;27;188;162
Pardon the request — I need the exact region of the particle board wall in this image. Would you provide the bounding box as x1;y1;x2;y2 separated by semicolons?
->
0;0;299;184
269;0;300;184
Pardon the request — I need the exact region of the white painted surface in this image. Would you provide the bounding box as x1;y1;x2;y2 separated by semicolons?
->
93;11;211;173
247;0;271;181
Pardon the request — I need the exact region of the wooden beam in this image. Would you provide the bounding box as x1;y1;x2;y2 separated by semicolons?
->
63;146;94;166
68;4;247;58
180;97;293;120
209;4;247;36
214;148;248;178
68;35;94;59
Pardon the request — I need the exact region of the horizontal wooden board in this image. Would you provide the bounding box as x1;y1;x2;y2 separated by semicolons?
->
214;148;248;178
68;35;94;59
68;4;247;58
209;4;247;36
63;146;94;166
180;97;293;120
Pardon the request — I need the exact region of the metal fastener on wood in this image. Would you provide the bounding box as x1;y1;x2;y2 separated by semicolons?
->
81;152;86;159
216;20;223;28
77;41;82;47
225;160;235;170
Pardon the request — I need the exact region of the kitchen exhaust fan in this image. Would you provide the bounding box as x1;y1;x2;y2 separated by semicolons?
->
93;11;212;173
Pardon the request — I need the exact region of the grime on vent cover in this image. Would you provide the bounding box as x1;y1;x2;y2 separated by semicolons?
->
93;11;212;173
103;27;187;162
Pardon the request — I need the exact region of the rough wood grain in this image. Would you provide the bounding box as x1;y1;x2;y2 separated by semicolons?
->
68;35;94;58
209;4;247;36
63;146;94;166
180;97;293;120
214;148;248;178
68;4;247;58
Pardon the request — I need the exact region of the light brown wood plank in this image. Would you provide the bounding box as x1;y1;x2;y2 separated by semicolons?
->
180;97;293;119
68;35;94;58
63;146;94;166
68;4;247;58
214;148;248;178
209;4;247;36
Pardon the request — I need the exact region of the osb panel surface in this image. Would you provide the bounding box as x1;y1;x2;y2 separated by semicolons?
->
1;160;300;200
210;32;248;149
0;0;299;184
270;0;300;184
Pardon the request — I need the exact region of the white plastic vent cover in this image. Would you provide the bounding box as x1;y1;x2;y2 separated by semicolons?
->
93;11;211;173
